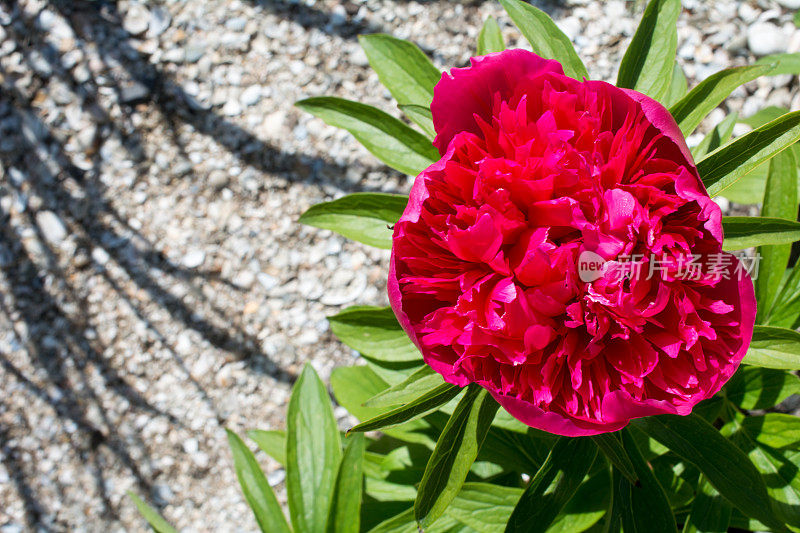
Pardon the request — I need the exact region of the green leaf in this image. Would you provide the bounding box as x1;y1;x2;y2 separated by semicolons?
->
248;429;286;466
447;482;522;532
721;215;800;250
681;476;731;533
505;436;598;533
350;383;462;434
299;192;406;249
296;97;438;176
724;411;800;528
415;385;500;528
358;34;439;108
756;52;800;76
616;0;680;101
286;364;343;533
331;365;390;421
768;259;800;328
721;147;800;205
365;358;425;387
357;34;441;137
796;11;800;29
366;507;469;533
327;434;366;533
758;150;798;322
691;112;737;161
129;493;178;533
699;110;800;196
631;413;783;530
740;106;790;129
477;16;505;56
547;468;610;533
366;508;417;533
670;64;774;137
331;365;436;447
365;365;445;408
498;0;588;79
649;455;698;510
592;433;638;485
613;428;677;533
226;430;291;533
744;325;800;370
398;104;435;139
328;306;421;363
726;366;800;410
663;63;688;108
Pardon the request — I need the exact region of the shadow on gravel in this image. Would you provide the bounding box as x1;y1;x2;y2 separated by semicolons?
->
0;0;374;526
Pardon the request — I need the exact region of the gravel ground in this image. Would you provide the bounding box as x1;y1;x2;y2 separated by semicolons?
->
0;0;798;531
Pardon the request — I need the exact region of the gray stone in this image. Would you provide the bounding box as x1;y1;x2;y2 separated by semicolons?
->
182;250;206;268
119;81;151;105
225;17;247;32
240;86;261;107
123;4;150;36
148;7;171;37
747;22;788;56
35;211;67;244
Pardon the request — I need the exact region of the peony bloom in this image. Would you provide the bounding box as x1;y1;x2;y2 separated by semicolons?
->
388;49;756;436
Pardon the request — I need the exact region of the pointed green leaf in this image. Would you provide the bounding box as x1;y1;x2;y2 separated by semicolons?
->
756;52;800;76
616;0;681;101
592;433;638;485
757;150;798;321
663;63;688;108
296;97;438;176
745;325;800;370
331;365;435;447
631;414;783;530
671;64;774;137
365;365;445;408
415;385;500;528
328;306;421;363
691;112;737;161
327;434;366;533
248;429;286;466
286;364;343;533
299;193;407;249
681;476;731;533
358;34;440;108
129;493;178;533
720;148;800;206
477;16;505;56
740;106;790;129
498;0;588;79
398;104;435;139
614;428;677;533
726;366;800;410
227;430;291;533
721;216;800;250
349;383;462;434
505;436;597;533
699;110;800;196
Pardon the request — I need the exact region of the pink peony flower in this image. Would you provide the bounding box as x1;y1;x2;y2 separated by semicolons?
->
388;49;756;436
